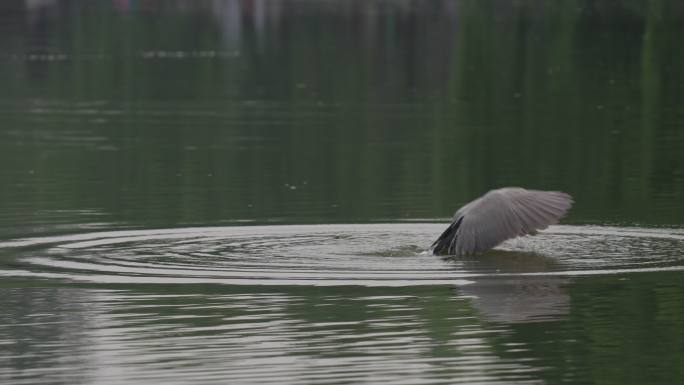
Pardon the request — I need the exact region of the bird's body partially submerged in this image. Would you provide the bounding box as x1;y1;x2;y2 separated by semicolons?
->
431;187;573;256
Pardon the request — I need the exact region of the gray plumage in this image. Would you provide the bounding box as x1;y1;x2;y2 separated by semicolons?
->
431;187;573;256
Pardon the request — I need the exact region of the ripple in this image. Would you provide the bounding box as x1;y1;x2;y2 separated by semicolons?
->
1;224;683;287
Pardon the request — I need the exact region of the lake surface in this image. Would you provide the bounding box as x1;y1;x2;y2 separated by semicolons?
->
1;1;684;384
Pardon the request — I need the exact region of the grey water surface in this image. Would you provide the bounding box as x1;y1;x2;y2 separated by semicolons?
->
2;1;684;384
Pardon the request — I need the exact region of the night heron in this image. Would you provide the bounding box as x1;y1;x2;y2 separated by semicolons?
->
431;187;573;256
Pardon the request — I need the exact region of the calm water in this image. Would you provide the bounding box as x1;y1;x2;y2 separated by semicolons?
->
2;1;684;384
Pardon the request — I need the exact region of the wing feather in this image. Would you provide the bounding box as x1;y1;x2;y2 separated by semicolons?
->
441;187;573;255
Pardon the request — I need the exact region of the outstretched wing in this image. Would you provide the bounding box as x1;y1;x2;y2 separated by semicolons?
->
439;188;573;255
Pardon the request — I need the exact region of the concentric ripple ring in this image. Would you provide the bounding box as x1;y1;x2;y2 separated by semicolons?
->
1;224;683;287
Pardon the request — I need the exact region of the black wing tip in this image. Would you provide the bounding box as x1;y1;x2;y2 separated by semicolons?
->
431;217;463;256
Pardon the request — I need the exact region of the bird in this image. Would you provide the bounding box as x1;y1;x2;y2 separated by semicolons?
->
431;187;573;256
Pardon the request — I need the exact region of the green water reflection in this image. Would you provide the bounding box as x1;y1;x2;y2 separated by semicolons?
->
1;273;683;384
1;0;683;235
